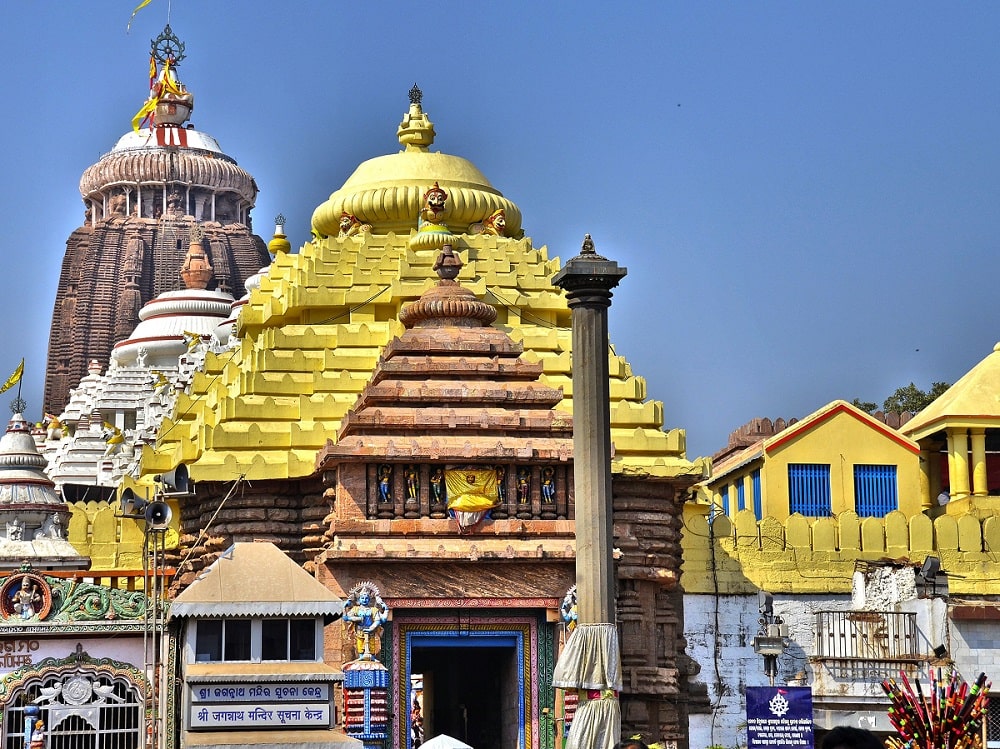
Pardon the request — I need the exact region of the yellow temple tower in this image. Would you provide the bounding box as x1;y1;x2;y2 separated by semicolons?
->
139;88;708;749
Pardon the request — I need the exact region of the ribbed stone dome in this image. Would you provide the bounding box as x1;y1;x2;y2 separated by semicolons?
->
79;129;257;203
311;97;522;238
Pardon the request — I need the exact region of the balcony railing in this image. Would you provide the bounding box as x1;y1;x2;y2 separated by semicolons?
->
814;610;923;679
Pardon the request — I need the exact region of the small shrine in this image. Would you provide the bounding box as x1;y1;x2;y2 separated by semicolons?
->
0;412;86;570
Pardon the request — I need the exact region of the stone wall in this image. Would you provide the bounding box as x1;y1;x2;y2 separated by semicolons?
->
170;477;325;589
615;477;701;749
44;218;268;414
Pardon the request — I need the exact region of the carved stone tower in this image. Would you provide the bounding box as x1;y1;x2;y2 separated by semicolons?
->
43;25;270;414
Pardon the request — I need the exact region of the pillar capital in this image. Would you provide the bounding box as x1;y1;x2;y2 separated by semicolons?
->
551;234;628;303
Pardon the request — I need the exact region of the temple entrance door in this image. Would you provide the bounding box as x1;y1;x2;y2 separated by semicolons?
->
411;644;518;749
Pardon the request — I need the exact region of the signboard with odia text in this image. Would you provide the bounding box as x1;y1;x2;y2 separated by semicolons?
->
746;686;814;749
187;681;332;731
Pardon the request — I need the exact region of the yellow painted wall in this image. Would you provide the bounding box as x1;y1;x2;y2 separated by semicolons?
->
682;503;1000;596
763;410;922;519
67;499;180;571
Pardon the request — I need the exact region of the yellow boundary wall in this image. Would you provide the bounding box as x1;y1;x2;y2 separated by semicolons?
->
682;504;1000;596
67;500;179;571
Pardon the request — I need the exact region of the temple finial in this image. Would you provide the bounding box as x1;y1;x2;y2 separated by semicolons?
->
151;24;186;66
581;234;595;255
408;83;423;106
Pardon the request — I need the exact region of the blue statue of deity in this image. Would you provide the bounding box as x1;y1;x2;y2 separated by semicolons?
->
343;581;390;660
560;585;578;632
377;465;392;502
541;467;556;503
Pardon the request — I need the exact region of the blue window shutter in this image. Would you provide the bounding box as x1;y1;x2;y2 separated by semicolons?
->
752;469;762;520
854;464;898;517
737;480;746;511
720;484;729;515
788;464;831;516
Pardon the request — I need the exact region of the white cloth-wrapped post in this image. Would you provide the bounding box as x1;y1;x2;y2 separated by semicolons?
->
552;623;623;749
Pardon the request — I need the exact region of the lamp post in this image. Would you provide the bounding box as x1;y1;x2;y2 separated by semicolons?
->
752;591;787;686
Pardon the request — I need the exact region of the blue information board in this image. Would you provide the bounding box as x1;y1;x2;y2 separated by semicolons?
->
746;686;814;749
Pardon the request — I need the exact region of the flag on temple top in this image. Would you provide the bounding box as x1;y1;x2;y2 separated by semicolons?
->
148;54;157;89
445;467;500;513
131;98;157;134
127;0;154;32
131;58;178;133
0;359;24;394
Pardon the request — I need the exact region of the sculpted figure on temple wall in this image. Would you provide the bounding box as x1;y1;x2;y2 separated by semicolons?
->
469;208;507;237
342;581;389;660
560;585;578;631
166;189;185;217
338;211;372;238
378;465;393;502
405;466;419;501
14;580;41;620
541;467;555;503
418;182;448;230
108;193;127;217
430;467;444;502
517;468;530;503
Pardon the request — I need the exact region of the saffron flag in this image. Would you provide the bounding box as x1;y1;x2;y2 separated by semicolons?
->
148;54;157;89
445;467;500;513
127;0;154;32
0;359;23;394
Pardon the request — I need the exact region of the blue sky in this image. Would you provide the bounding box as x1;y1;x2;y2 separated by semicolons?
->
1;2;998;459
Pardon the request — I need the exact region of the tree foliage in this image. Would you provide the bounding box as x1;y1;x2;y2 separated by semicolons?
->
852;382;950;414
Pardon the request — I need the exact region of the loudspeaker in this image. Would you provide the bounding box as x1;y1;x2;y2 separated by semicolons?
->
918;556;941;581
156;464;190;494
120;488;141;515
144;501;172;530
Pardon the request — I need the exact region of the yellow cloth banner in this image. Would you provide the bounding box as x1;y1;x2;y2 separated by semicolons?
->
0;359;23;394
445;467;499;513
131;58;182;133
127;0;153;32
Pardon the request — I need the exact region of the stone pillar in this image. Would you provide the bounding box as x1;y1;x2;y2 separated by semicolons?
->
971;428;988;496
552;234;627;623
949;428;970;500
918;447;934;510
551;234;626;749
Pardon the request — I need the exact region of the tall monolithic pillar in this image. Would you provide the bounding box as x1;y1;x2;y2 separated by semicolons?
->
551;235;627;749
552;234;627;623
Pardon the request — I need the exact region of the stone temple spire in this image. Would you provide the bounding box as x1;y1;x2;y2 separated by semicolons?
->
43;25;270;415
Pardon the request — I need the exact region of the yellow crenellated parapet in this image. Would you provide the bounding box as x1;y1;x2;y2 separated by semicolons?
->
682;503;1000;596
65;500;180;571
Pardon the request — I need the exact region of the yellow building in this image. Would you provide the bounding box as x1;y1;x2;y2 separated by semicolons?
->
685;394;1000;747
705;400;923;521
901;342;1000;514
